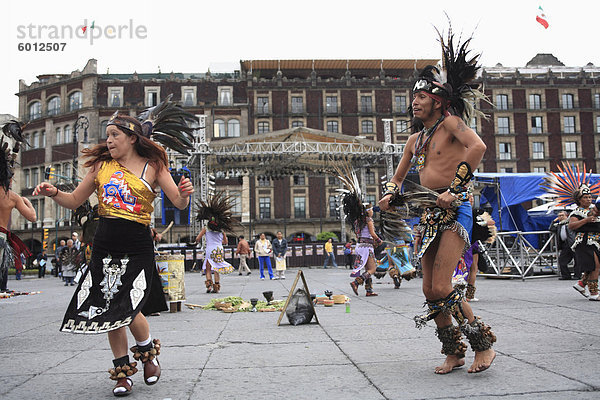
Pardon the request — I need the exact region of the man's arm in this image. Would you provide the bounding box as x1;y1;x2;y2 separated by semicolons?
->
379;134;417;211
12;191;37;222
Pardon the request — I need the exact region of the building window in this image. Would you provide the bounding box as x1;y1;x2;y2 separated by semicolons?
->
183;88;195;106
395;95;407;113
213;119;225;138
361;120;373;134
41;130;46;147
329;195;339;218
100;121;108;139
64;125;72;143
365;194;376;207
565;141;577;158
529;94;542;109
68;91;82;111
500;167;513;173
56;127;62;145
29;101;41;120
227;119;240;137
47;96;61;116
595;94;600;109
532;142;545;159
32;168;39;187
24;169;30;188
531;116;543;134
218;87;232;106
562;93;574;109
109;88;123;107
291;120;304;128
257;121;270;134
229;191;242;216
360;96;373;113
564;116;575;133
326;96;338;113
533;167;546;173
364;170;375;184
145;88;159;107
294;197;306;218
257;97;269;114
326;121;339;133
293;174;305;185
32;132;39;149
499;143;511;160
396;120;408;133
596;116;600;134
496;94;509;110
328;176;340;186
497;117;510;134
291;97;303;113
259;197;271;219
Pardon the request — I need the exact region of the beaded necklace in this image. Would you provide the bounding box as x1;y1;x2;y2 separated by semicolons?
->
410;115;445;171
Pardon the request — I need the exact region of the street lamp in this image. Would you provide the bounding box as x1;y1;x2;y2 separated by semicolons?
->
70;116;89;234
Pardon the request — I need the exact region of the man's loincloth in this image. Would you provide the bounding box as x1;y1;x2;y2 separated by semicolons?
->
416;201;472;260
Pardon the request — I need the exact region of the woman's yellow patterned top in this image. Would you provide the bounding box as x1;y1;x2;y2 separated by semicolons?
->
95;159;156;226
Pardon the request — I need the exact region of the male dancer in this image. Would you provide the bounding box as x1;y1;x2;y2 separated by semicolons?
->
379;28;496;373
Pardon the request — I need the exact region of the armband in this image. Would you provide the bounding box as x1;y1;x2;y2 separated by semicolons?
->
449;162;474;195
382;181;400;198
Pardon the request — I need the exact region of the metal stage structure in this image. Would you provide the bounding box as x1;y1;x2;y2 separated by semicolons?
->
186;120;404;241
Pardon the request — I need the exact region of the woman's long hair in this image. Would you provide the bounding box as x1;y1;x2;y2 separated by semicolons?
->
83;115;168;170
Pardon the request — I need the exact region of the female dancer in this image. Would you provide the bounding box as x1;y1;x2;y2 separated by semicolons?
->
34;99;196;396
350;207;383;296
195;191;236;293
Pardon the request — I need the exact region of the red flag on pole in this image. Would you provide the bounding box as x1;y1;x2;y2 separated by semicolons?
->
536;6;549;29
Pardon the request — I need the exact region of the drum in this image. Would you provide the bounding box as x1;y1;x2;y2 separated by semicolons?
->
155;254;186;303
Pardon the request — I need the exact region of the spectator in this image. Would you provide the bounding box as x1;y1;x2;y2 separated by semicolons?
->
235;235;252;276
60;239;79;286
323;238;338;269
254;233;273;280
37;249;47;278
344;239;355;269
272;231;288;280
71;232;81;250
55;239;66;278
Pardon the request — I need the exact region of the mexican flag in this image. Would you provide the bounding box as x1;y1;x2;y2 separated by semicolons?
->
536;6;549;29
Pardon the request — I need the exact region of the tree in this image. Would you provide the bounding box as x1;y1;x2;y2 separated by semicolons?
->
317;231;338;242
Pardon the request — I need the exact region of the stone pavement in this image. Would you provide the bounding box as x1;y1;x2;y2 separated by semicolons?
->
1;268;599;400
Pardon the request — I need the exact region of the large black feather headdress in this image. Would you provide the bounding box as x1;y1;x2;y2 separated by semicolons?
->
332;163;368;231
410;20;489;125
196;191;238;233
1;120;27;192
108;94;197;155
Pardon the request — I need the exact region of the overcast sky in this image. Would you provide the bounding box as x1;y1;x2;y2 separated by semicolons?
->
1;0;596;116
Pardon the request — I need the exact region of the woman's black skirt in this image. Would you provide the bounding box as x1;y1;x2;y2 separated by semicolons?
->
60;218;167;334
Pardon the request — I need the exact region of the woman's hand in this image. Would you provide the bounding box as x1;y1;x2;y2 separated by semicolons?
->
33;182;57;197
178;176;194;198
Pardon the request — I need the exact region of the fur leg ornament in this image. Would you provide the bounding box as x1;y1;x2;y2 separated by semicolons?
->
212;282;221;294
414;289;465;329
109;355;138;380
436;325;467;358
131;339;161;363
205;279;213;293
465;284;476;301
461;317;496;352
588;280;598;296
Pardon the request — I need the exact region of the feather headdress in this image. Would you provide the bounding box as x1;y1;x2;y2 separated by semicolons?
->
196;191;238;233
410;19;489;125
540;162;600;207
108;94;197;155
1;120;27;192
332;162;368;231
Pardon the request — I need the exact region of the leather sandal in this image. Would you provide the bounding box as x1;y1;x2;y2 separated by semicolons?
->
113;377;133;397
143;358;161;385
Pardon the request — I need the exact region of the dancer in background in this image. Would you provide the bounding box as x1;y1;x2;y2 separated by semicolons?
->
195;191;236;294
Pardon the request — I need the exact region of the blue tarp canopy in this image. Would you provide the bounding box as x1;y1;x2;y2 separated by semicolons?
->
476;172;600;247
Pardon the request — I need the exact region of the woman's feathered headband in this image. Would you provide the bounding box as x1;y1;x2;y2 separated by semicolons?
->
196;191;239;233
108;94;197;155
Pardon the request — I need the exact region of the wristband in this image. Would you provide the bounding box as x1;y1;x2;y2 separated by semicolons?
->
449;162;474;194
382;181;399;197
49;187;59;198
